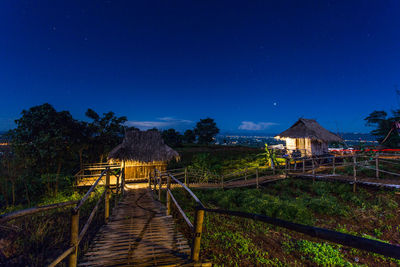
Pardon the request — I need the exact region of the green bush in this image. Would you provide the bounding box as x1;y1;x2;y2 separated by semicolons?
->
295;240;354;266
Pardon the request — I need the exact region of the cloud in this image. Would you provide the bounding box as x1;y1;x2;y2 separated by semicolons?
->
157;117;193;124
125;117;193;130
238;121;277;131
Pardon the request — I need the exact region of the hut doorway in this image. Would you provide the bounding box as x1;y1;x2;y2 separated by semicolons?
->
295;138;306;156
311;140;328;156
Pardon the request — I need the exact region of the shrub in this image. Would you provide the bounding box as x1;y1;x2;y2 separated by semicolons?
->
287;239;354;266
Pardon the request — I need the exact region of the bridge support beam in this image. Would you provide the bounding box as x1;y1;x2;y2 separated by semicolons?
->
105;169;110;223
166;175;171;215
68;210;79;267
158;175;162;200
191;207;204;262
121;162;126;196
333;156;336;175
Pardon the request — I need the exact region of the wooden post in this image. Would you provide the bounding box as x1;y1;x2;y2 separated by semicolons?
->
121;161;125;196
105;168;110;223
153;171;157;192
115;172;120;207
333;156;336;175
302;158;305;173
285;158;288;178
312;159;315;182
353;155;357;193
245;168;247;180
68;210;79;267
158;174;162;200
294;160;297;171
116;172;120;195
191;207;205;262
376;153;379;178
256;168;259;189
148;173;151;189
166;175;171;215
184;167;188;185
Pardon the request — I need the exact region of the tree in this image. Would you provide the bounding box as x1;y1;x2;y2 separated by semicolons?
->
0;143;21;206
85;109;127;162
194;118;220;144
162;129;183;147
183;129;196;144
10;103;80;196
365;110;400;147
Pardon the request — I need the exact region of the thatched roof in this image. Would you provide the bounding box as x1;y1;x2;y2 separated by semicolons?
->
275;118;343;142
108;130;179;162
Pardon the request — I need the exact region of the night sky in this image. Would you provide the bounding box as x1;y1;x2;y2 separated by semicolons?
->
1;1;400;133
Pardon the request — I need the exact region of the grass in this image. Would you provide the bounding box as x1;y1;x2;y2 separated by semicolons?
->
0;188;84;215
283;239;355;266
170;178;400;266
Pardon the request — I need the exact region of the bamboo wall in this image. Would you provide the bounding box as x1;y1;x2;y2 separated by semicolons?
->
124;161;167;181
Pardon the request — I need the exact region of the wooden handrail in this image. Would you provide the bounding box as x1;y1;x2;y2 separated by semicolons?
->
47;246;75;267
168;189;194;229
168;173;204;208
48;166;124;267
200;207;400;260
74;168;108;212
0;200;78;223
2;163;125;267
78;190;107;243
152;152;400;263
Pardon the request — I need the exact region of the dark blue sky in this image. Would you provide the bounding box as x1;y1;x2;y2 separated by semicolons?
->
1;1;400;133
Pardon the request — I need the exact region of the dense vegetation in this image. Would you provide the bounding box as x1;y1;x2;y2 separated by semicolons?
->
0;187;116;266
171;179;400;266
0;103;220;211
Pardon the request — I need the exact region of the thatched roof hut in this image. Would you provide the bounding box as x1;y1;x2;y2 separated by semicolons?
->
108;130;179;181
275;118;343;156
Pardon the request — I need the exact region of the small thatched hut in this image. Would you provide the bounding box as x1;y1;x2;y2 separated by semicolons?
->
108;130;179;181
275;118;343;157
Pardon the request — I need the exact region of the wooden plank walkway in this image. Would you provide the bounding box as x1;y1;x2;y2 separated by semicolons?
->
176;175;286;189
293;173;400;189
79;184;191;266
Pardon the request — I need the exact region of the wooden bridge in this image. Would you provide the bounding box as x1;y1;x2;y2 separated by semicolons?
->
79;184;192;266
51;168;213;267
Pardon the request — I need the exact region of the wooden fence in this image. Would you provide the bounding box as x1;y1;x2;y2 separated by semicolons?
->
152;168;400;262
0;166;126;267
167;152;400;192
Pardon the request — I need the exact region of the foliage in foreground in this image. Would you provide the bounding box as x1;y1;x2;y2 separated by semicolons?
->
171;179;400;266
0;187;110;266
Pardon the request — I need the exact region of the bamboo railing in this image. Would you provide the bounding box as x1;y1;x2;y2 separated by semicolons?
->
0;165;125;267
151;169;205;262
154;159;400;262
167;152;400;192
48;166;125;267
199;207;400;260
